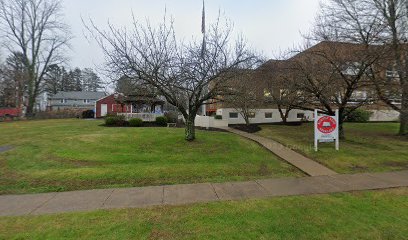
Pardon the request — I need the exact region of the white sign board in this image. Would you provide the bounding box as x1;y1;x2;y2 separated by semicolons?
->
314;109;339;151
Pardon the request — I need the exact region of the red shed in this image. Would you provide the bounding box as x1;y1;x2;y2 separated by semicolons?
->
95;94;130;118
95;93;165;119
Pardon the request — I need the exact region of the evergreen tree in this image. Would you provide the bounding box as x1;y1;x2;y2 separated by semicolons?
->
44;64;64;95
82;68;102;91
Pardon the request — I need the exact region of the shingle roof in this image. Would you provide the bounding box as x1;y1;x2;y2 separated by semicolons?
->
50;91;106;100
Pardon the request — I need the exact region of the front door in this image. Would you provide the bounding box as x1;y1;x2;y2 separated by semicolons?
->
101;104;108;117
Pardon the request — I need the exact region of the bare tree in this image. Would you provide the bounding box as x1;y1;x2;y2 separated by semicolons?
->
290;41;380;139
287;0;387;139
257;60;313;123
222;69;262;126
85;15;258;141
369;0;408;135
315;0;408;135
0;0;71;116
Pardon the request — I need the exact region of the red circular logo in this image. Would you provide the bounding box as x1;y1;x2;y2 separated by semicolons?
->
317;116;337;134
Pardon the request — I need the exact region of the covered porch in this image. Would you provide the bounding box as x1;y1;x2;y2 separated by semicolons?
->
118;95;165;122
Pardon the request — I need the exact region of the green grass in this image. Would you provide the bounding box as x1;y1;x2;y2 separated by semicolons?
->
0;119;301;194
257;123;408;174
0;188;407;239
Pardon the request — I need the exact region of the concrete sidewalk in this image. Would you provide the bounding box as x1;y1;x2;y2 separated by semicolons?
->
223;127;337;176
0;170;407;217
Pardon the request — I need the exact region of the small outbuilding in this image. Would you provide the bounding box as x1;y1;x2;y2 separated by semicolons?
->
95;93;165;121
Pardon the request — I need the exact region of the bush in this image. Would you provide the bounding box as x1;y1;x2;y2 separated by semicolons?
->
105;115;126;126
346;109;372;122
214;115;222;120
32;109;83;120
129;118;143;127
82;110;94;119
155;116;168;127
105;116;117;126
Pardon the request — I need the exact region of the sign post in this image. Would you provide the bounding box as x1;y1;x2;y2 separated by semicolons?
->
314;109;339;152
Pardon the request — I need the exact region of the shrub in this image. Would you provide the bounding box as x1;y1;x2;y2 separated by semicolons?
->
155;116;168;127
346;109;372;122
81;110;94;119
106;113;117;117
129;118;143;127
105;116;117;126
214;115;222;120
32;109;83;120
105;115;126;126
116;115;127;126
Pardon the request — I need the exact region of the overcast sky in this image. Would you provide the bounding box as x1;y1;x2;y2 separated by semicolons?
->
63;0;321;69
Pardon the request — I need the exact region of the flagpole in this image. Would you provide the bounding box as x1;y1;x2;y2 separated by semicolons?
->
201;0;207;116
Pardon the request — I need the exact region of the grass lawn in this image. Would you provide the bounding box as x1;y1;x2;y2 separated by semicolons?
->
0;188;407;239
0;119;301;195
257;122;408;174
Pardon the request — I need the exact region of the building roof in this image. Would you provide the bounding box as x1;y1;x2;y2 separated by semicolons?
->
50;91;106;100
122;94;165;104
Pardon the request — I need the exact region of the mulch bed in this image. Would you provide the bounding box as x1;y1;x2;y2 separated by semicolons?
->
231;124;262;133
231;122;305;133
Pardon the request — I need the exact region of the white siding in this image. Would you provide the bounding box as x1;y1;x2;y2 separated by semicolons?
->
217;108;314;125
369;110;400;122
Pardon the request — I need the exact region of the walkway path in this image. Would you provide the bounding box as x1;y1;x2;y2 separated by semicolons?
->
222;127;337;176
1;170;407;217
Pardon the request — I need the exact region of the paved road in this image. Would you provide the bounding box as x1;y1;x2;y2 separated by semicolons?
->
222;127;337;176
0;170;407;217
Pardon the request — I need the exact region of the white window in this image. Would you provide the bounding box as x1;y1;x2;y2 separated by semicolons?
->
229;112;239;119
297;113;305;119
83;99;90;104
386;70;399;80
342;62;361;76
352;90;368;100
265;112;273;119
60;99;67;103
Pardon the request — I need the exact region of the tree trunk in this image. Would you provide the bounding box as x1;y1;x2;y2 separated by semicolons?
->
25;70;36;117
278;107;287;124
339;123;345;140
284;110;291;124
25;95;36;117
399;83;408;135
338;117;345;140
244;116;250;126
185;117;196;141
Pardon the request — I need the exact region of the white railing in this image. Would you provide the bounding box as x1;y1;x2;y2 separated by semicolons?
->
118;113;164;122
195;115;229;128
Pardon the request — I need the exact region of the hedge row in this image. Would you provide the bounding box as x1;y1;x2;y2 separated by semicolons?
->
105;116;168;127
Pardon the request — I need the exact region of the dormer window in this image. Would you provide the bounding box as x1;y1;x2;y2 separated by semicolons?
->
342;62;361;76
